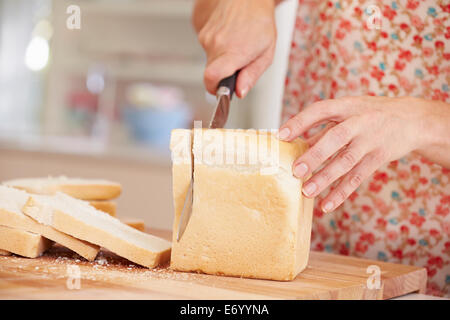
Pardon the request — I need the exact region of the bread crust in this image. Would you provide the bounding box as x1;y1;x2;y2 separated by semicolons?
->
0;225;53;258
171;128;309;173
4;177;122;200
57;184;121;200
89;201;117;217
120;218;145;232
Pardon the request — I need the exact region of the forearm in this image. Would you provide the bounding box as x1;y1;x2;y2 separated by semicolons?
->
415;99;450;168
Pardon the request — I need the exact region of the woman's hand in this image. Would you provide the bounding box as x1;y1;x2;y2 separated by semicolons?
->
278;96;450;213
192;0;278;98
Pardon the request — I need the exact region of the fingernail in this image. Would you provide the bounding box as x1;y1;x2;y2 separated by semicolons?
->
240;87;248;98
294;163;308;178
322;201;334;213
302;182;317;197
277;128;291;140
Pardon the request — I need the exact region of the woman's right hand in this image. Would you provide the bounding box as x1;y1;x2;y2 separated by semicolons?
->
192;0;278;98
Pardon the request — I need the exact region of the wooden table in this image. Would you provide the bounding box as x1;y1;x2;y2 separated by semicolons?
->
0;229;427;300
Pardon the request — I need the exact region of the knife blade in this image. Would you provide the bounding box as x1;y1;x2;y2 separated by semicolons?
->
176;71;239;242
176;173;194;242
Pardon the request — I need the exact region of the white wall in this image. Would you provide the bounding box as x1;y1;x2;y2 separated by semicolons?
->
249;0;298;129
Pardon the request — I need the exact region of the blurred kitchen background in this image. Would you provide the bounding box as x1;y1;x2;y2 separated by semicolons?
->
0;0;297;229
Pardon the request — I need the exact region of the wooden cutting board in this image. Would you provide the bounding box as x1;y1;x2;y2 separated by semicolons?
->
0;229;426;300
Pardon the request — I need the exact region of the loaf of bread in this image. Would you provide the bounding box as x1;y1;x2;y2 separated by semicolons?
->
22;193;171;268
3;176;122;200
0;186;99;261
170;129;314;281
89;201;117;217
0;225;53;258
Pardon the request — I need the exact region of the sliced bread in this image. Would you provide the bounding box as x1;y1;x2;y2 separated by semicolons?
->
0;186;99;261
22;193;172;268
4;176;122;200
89;200;117;217
0;225;53;258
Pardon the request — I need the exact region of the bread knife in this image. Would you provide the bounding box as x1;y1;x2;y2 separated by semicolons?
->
176;71;239;242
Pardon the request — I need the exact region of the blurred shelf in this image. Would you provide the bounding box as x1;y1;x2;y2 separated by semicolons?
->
58;56;205;85
0;133;171;166
77;0;193;18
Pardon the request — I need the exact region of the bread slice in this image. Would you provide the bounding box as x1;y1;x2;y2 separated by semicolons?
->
22;193;172;268
0;225;53;258
4;176;122;200
0;186;99;261
121;218;145;232
170;129;314;281
89;201;117;217
0;249;11;256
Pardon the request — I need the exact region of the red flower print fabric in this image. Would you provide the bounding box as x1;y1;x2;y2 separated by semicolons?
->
282;0;449;297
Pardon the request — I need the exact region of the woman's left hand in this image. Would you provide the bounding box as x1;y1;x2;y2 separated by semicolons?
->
278;96;450;213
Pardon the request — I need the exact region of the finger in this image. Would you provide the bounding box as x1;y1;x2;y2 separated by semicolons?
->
300;139;367;198
278;97;358;142
320;149;387;213
235;45;275;98
292;119;360;180
305;122;336;147
204;53;244;95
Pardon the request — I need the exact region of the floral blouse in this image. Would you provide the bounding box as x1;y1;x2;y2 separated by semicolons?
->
282;0;449;297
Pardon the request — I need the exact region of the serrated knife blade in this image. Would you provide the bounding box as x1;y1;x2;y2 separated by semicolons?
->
176;71;239;242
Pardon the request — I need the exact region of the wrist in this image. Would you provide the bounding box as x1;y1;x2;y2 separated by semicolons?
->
260;0;278;10
192;0;219;33
414;98;450;155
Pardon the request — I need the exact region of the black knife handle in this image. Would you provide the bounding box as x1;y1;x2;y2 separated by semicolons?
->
218;70;240;100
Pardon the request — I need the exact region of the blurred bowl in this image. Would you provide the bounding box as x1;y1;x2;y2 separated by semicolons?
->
122;104;190;147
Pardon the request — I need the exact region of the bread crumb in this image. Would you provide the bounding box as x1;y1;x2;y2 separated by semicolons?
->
95;257;108;266
0;247;200;284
